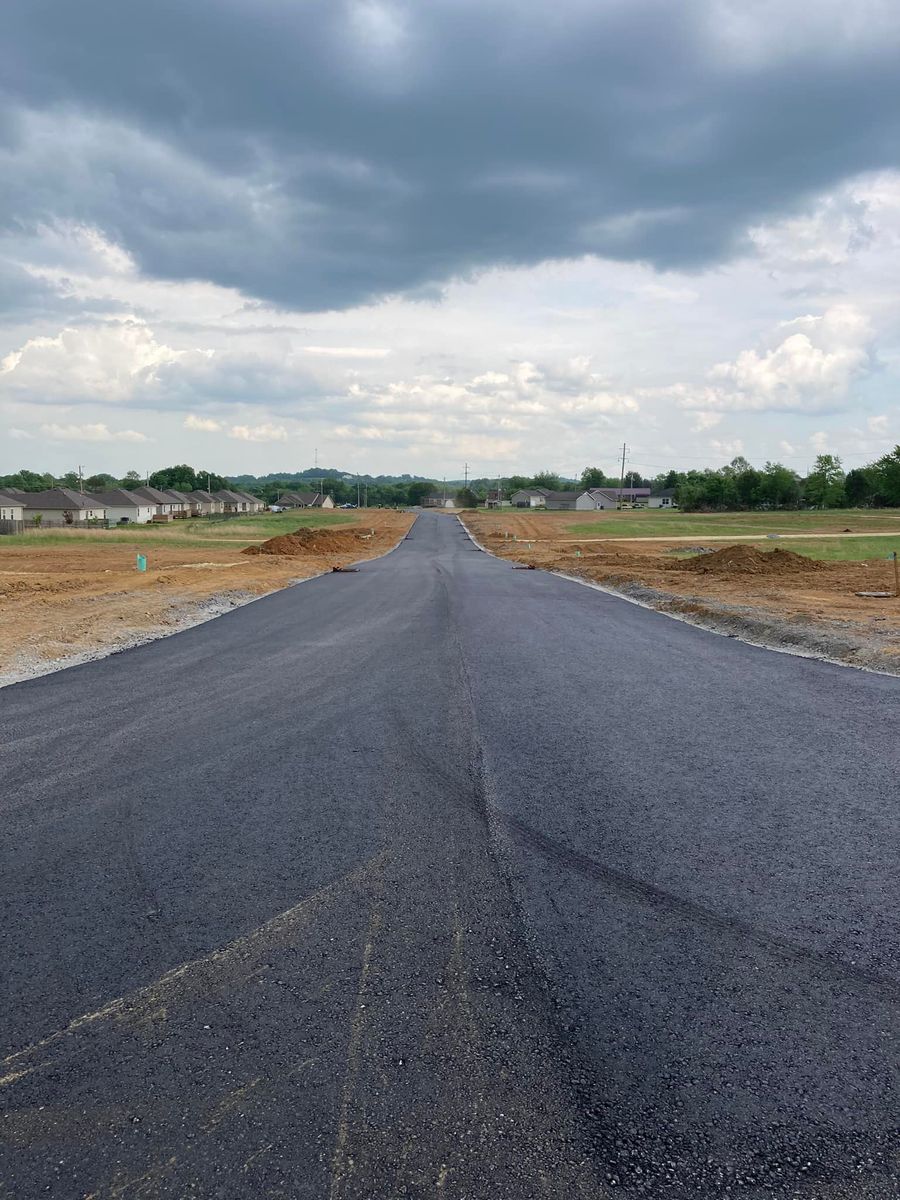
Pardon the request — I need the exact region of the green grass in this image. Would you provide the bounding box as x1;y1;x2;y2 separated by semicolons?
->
755;537;900;563
1;510;356;551
565;509;900;540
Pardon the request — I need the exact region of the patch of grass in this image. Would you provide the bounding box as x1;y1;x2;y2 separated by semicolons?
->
566;509;900;539
761;537;900;562
2;510;356;551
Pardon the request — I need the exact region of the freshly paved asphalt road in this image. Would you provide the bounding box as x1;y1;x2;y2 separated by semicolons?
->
1;511;897;1199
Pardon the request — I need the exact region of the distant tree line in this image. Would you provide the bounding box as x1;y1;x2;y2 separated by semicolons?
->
5;447;900;510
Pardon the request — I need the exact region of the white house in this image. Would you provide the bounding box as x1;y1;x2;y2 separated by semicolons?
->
163;489;192;517
0;489;26;521
575;487;652;510
133;486;180;517
510;488;552;508
649;488;678;509
21;488;107;524
89;488;156;524
187;490;224;515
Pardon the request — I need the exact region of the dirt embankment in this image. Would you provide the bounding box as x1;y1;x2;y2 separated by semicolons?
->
463;512;900;673
0;512;414;687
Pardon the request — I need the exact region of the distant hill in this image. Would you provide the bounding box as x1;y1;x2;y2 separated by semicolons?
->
229;468;434;486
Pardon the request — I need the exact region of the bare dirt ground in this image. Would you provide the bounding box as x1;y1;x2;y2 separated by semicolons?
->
463;510;900;672
0;511;414;686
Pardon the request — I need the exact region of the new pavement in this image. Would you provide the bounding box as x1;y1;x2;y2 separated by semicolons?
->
1;512;897;1197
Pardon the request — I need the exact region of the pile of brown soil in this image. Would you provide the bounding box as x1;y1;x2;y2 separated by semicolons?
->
243;528;367;557
680;544;822;575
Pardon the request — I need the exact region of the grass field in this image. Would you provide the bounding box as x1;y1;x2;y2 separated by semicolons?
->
3;510;356;552
564;508;900;540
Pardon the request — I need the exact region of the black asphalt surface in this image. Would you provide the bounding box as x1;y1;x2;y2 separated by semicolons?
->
1;510;897;1199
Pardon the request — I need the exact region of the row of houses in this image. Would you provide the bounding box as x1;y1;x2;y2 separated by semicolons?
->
0;485;266;526
508;486;677;510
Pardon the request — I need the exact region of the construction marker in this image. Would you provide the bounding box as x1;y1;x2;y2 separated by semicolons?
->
136;553;147;572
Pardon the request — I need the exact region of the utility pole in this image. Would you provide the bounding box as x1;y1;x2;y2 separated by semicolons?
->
464;462;469;490
442;476;446;505
364;482;368;508
618;443;627;510
357;476;361;508
77;464;84;493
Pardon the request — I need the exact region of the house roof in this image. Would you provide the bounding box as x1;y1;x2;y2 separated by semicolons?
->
588;487;651;499
651;487;676;498
546;490;581;501
21;488;106;510
88;488;150;507
163;489;191;502
232;490;260;503
0;488;26;506
278;490;323;505
187;489;216;502
213;489;247;502
133;486;173;503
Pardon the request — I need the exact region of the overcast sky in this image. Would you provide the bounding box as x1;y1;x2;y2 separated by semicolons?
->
2;0;899;480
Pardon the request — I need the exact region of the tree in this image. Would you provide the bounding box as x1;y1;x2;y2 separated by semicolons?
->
531;470;562;491
85;473;117;490
845;467;874;507
804;454;846;508
455;487;479;508
407;481;435;506
623;470;646;488
121;470;143;490
758;462;801;508
580;467;609;489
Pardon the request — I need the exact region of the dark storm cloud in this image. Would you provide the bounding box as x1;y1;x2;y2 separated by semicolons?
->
2;0;900;310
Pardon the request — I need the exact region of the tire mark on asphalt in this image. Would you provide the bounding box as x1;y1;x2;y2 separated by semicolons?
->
328;888;384;1200
0;852;388;1089
497;812;900;997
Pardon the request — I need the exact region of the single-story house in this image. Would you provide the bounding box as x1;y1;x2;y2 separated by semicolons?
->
162;489;193;516
0;489;26;521
213;489;256;513
21;488;107;524
89;488;156;524
649;488;678;509
510;487;553;508
232;489;264;512
484;490;511;509
543;490;581;511
276;490;334;509
133;486;181;517
575;487;652;510
187;489;224;515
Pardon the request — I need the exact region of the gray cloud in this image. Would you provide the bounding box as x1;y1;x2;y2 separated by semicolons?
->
2;1;900;311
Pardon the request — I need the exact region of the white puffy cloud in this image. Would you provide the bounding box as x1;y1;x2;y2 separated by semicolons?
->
0;318;189;403
40;422;148;442
685;305;873;414
184;414;222;432
227;423;288;443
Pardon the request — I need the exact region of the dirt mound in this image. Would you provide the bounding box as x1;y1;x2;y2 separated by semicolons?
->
243;527;368;557
680;544;822;575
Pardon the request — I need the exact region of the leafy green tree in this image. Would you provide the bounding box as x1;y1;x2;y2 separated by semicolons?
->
455;487;479;508
580;467;609;489
85;473;118;490
121;470;143;490
804;454;846;508
758;462;801;508
407;481;435;506
623;470;646;488
844;467;874;507
531;470;562;491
